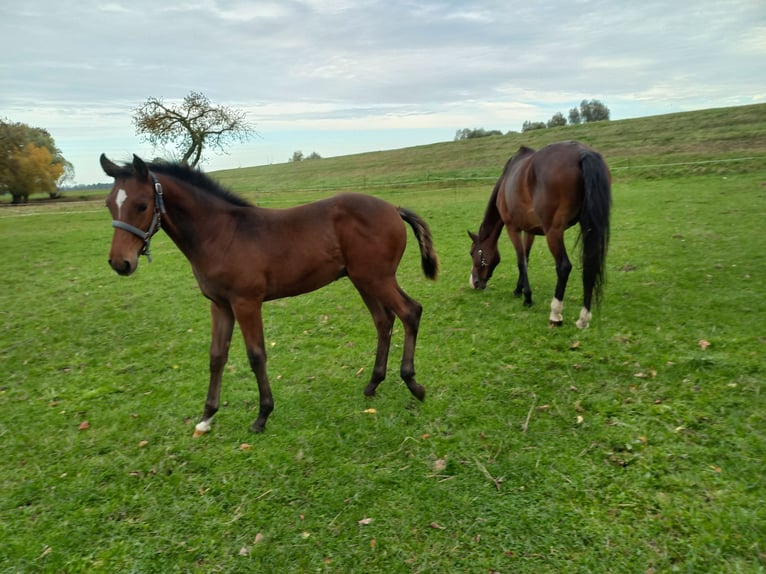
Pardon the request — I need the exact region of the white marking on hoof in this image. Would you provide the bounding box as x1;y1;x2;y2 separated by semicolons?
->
193;419;212;437
116;188;128;218
575;307;592;329
549;298;563;324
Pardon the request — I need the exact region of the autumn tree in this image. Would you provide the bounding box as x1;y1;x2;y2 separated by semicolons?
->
0;119;71;203
133;91;254;168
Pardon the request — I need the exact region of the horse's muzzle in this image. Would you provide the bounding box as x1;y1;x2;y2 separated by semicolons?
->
469;273;486;290
109;258;136;276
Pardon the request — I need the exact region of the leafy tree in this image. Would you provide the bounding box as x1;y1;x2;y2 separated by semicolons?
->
289;151;322;162
0;119;71;203
547;112;567;128
579;99;610;122
133;91;254;168
454;128;503;141
568;107;582;125
521;120;546;133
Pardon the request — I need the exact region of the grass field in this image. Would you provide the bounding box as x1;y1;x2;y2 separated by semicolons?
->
1;105;765;572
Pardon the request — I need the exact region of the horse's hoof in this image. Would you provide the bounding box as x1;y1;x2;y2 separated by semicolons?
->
364;381;382;397
409;384;426;402
250;423;266;433
193;420;212;437
549;320;563;328
523;300;533;307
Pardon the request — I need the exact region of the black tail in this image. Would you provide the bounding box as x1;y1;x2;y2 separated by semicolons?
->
579;150;611;307
399;208;439;280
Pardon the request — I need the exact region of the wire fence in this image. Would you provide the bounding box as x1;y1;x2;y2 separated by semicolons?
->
2;155;763;216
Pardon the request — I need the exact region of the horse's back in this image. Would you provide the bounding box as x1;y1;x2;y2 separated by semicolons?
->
503;141;593;233
531;141;591;186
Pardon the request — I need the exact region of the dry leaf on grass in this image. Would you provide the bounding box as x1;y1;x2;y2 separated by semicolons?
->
358;517;373;526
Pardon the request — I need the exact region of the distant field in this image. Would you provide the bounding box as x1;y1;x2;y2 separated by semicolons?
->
0;104;764;572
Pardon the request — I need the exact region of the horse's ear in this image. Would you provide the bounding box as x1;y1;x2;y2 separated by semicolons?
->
100;153;121;177
132;154;150;181
468;230;478;242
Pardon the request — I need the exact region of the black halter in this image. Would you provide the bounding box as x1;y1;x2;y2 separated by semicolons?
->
478;248;488;269
111;172;167;263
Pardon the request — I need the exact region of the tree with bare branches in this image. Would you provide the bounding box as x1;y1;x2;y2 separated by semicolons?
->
133;92;254;168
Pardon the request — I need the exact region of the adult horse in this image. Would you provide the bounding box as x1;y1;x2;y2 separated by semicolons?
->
468;141;611;328
100;154;438;435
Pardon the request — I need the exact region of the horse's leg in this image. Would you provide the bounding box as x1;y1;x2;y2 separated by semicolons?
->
546;228;572;326
193;301;235;437
507;228;533;306
390;285;425;401
357;291;395;398
515;232;535;299
355;280;425;401
577;287;594;329
233;301;274;433
576;234;598;329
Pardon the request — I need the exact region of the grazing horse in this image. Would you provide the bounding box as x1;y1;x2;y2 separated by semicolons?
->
101;154;439;435
468;141;611;328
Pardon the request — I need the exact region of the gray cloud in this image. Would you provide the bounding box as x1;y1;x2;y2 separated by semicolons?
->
1;0;763;183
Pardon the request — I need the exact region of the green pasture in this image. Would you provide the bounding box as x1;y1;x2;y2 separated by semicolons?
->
1;106;765;572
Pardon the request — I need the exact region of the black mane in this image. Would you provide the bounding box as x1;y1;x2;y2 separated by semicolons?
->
117;159;253;208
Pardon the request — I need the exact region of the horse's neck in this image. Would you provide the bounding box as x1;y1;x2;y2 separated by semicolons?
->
160;181;233;258
479;181;505;244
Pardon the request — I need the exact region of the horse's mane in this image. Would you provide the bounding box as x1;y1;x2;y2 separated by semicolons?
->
115;159;253;208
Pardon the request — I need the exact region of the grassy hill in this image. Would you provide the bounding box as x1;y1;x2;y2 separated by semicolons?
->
212;102;766;196
2;103;765;571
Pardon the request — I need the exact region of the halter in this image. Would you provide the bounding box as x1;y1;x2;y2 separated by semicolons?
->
478;248;487;269
111;172;167;263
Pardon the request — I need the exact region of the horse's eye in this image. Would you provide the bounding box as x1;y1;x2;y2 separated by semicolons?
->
137;204;148;213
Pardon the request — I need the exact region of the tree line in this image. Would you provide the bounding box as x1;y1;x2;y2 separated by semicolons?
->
4;94;609;204
455;99;610;141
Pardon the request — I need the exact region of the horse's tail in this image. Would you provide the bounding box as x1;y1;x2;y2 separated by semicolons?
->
578;149;611;306
399;208;439;280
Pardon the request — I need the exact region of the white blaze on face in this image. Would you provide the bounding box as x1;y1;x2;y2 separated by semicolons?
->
116;188;128;218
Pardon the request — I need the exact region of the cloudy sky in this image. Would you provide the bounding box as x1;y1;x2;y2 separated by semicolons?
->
2;0;764;185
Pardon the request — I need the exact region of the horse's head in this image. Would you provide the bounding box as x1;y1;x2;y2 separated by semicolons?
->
468;230;500;290
101;153;165;276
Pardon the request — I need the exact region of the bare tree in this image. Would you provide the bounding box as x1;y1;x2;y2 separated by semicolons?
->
133;92;254;168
